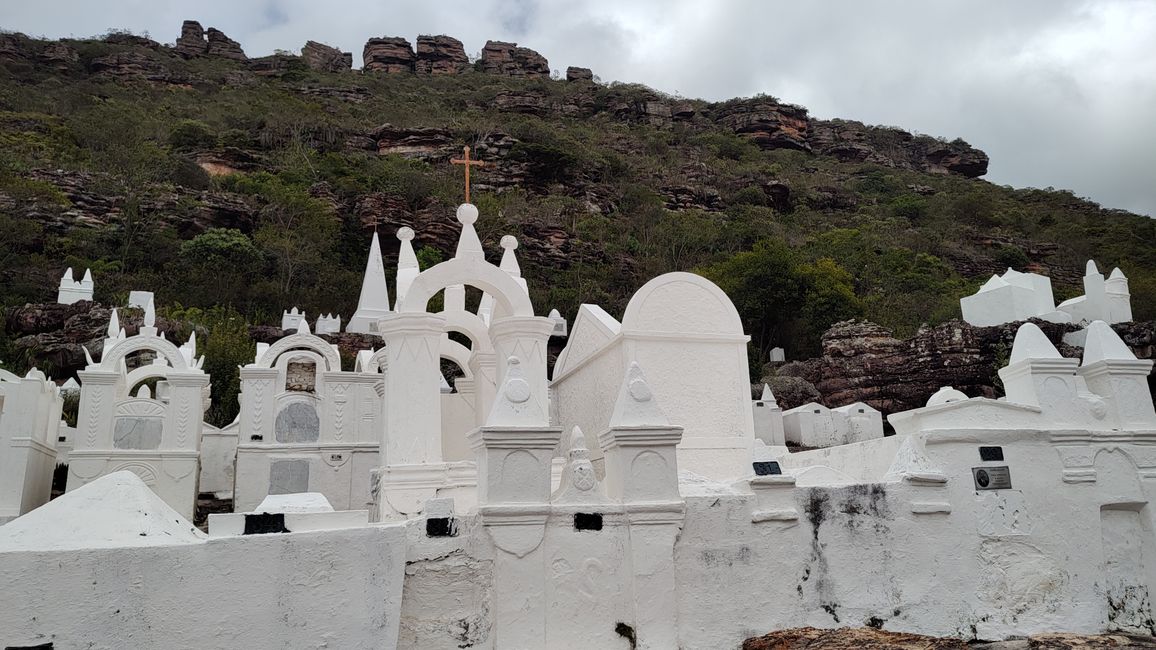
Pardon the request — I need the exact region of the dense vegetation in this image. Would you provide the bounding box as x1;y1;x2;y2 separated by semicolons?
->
2;30;1154;384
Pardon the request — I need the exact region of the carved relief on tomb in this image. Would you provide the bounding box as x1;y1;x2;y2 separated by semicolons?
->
109;461;159;486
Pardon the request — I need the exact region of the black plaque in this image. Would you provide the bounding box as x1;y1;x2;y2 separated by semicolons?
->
574;512;603;531
753;461;782;476
979;446;1004;461
243;512;290;534
426;517;457;537
972;466;1012;490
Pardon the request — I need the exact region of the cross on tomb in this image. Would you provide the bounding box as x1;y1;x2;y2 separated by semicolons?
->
451;145;484;204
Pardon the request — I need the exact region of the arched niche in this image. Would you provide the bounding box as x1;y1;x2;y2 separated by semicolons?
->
363;339;475;382
100;336;189;372
399;257;533;317
257;333;341;373
440;310;495;354
621;271;744;335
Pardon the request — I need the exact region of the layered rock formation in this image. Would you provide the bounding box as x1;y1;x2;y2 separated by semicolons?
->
362;36;414;73
810;118;988;178
566;66;593;82
302;40;352;73
174;21;246;60
414;35;468;74
714;98;811;151
479;40;549;77
767;318;1155;415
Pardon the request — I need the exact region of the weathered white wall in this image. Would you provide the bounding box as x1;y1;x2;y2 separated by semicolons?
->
0;525;408;648
778;434;904;481
198;422;238;495
233;443;379;512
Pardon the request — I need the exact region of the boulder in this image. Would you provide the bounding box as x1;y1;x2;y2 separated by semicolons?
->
302;40;352;73
362;36;414;73
565;66;593;82
714;99;810;151
205;28;246;60
414;35;467;75
479;40;549;78
809;118;989;178
246;54;299;77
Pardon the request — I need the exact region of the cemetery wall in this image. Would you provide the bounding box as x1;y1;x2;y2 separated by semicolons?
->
0;525;408;648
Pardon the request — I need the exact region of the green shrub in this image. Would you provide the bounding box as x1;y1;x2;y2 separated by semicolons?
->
168;119;217;151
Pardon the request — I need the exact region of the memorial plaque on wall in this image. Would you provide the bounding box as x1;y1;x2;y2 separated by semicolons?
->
972;466;1012;490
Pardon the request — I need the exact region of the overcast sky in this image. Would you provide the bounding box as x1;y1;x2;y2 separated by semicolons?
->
4;0;1154;216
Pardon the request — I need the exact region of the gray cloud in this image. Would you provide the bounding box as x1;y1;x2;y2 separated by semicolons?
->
3;0;1153;215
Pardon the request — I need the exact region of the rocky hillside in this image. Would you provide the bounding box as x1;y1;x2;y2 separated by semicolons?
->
2;21;1155;398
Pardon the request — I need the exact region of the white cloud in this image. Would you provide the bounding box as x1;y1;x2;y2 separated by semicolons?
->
3;0;1153;214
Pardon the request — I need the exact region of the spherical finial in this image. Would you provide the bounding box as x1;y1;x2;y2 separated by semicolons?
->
500;235;518;251
457;203;479;226
397;226;414;242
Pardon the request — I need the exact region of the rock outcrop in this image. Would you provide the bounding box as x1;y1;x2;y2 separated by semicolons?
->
174;20;206;58
362;36;415;73
479;40;549;78
414;35;468;74
566;66;593;82
205;28;246;60
714;98;811;151
301;40;352;73
810;119;988;178
769;318;1155;415
174;21;245;60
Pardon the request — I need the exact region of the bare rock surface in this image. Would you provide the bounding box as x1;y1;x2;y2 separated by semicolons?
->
566;66;593;81
302;40;352;72
363;36;415;73
479;40;549;77
414;35;468;74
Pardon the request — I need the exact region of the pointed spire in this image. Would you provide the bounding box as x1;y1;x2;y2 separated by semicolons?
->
143;297;155;328
1082;320;1136;364
81;268;92;283
137;384;151;399
454;204;484;260
62;267;74;281
980;274;1008;291
485;356;547;426
83;345;95;367
1109;267;1127;280
761;383;773;402
187;331;197;357
1086;260;1100;276
107;309;120;339
610;362;669;427
355;232;390;312
499;235;522;277
1009;322;1062;364
298;317;311;335
394;226;420;310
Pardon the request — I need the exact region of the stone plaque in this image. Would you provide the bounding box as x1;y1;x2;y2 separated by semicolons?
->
973;465;1012;490
753;461;782;476
269;459;310;495
275;402;320;443
112;417;163;450
979;446;1004;461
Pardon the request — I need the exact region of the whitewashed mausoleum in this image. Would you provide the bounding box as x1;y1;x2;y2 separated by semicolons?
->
1;194;1154;649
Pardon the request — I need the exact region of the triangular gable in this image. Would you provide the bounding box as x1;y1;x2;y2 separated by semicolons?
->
552;304;622;378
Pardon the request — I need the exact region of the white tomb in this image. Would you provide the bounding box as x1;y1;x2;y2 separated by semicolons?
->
56;267;93;304
960;267;1071;326
752;383;787;449
67;305;210;520
782;400;884;447
552;272;756;481
233;319;381;512
315;313;341;335
0;368;63;523
127;290;154;309
280;306;306;331
1057;260;1133;325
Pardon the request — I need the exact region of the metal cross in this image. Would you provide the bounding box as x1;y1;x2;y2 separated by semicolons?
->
450;145;485;204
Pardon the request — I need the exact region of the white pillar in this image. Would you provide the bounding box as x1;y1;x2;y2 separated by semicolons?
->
489;316;555;417
239;367;278;443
